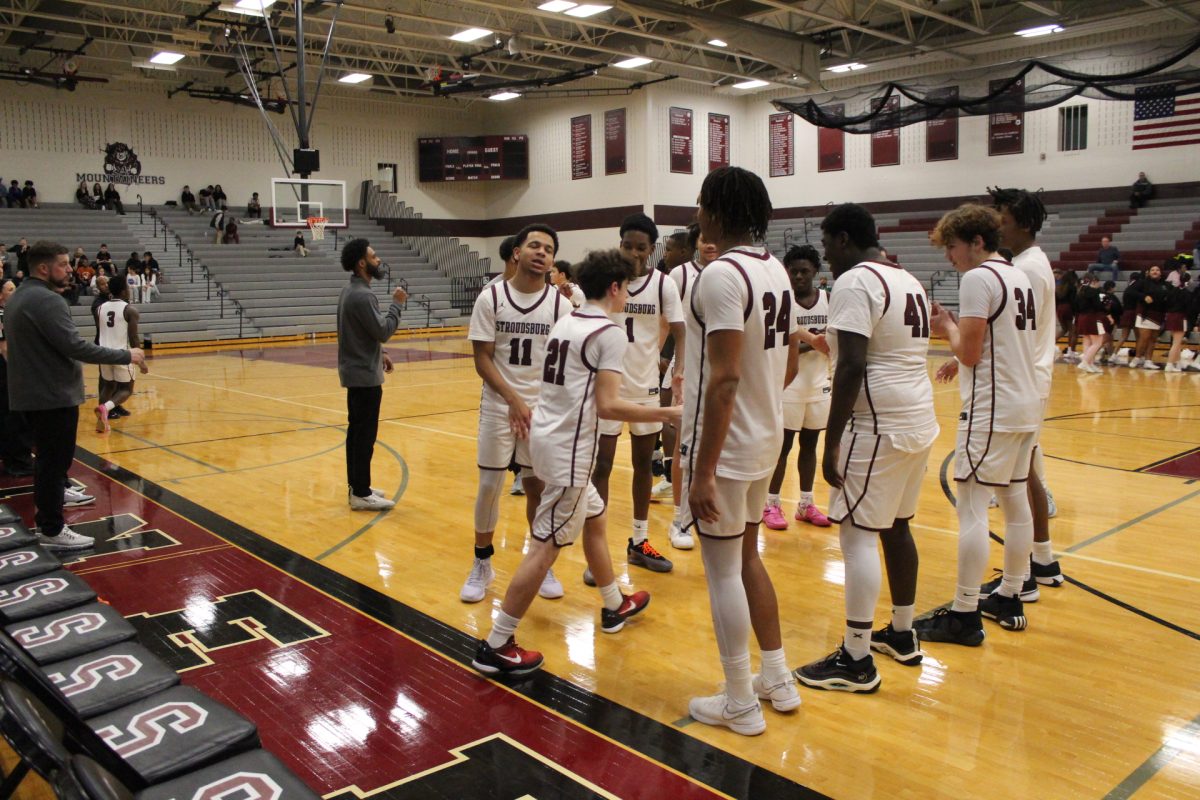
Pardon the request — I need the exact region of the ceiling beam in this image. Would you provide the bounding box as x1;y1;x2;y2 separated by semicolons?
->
876;0;991;35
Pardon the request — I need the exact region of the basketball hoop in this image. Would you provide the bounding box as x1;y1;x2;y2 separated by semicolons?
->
306;216;328;241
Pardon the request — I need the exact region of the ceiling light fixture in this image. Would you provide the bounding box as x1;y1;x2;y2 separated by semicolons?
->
733;79;768;89
1015;24;1064;37
219;4;268;16
826;62;867;73
449;27;492;42
149;51;186;65
564;4;612;17
614;56;652;69
538;1;577;11
235;0;276;7
708;39;728;47
338;72;372;84
489;91;520;101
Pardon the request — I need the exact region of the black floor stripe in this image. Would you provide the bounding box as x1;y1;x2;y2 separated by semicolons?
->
72;447;826;800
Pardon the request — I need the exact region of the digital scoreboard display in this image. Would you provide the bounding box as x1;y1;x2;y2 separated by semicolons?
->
418;135;529;182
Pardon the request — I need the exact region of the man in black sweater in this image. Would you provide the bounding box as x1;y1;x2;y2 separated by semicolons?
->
6;242;145;549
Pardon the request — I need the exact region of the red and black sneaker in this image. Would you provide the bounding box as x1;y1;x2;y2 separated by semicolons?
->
471;636;544;677
600;590;650;634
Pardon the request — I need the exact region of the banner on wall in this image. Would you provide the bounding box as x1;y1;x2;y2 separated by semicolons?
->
669;107;693;174
926;87;959;162
605;108;627;175
988;78;1024;156
768;113;793;177
817;105;844;172
870;96;900;167
76;142;166;186
570;114;592;180
708;113;730;173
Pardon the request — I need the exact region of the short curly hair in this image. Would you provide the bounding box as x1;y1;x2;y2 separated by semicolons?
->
930;204;1001;252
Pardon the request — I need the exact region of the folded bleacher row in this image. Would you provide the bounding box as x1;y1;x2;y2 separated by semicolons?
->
0;505;320;798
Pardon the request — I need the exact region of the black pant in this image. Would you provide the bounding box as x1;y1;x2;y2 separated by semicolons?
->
346;386;382;497
0;358;32;471
26;407;78;535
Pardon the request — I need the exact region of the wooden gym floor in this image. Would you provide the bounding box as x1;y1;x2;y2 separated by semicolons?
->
7;333;1199;799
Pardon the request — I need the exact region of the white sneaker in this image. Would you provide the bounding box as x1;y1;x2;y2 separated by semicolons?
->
510;475;524;496
1143;360;1160;370
459;558;495;603
1045;487;1057;518
1165;363;1183;373
988;495;999;509
370;487;388;497
538;568;564;599
1128;357;1142;368
35;525;94;551
668;520;694;550
63;488;95;507
688;692;766;736
349;492;396;511
752;673;801;712
650;478;673;500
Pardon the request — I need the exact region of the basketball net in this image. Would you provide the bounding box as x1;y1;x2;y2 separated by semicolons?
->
306;216;329;241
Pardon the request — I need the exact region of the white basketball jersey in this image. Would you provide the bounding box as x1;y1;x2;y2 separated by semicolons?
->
609;269;684;399
468;281;570;412
1011;245;1056;399
681;247;795;481
97;299;130;351
669;261;701;307
530;308;627;486
784;290;831;404
957;260;1042;433
828;262;937;435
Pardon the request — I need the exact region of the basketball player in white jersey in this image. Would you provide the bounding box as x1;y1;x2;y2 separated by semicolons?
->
916;205;1042;646
661;224;720;551
794;204;937;693
682;167;799;736
763;244;832;531
989;187;1064;587
462;224;572;604
95;277;145;433
588;213;685;578
472;250;680;676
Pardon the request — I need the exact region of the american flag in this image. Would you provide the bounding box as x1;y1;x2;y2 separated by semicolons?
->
1132;84;1200;150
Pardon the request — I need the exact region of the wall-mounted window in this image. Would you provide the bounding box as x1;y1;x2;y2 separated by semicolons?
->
1058;105;1088;151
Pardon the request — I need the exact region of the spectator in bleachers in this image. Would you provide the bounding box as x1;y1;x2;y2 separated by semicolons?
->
1165;257;1189;288
212;184;227;208
124;251;140;274
1087;236;1119;282
1131;265;1166;369
817;276;830;294
92;182;104;209
95;244;113;275
142;251;159;278
13;238;29;282
209;205;227;240
0;277;34;477
7;180;25;208
180;185;200;214
104;183;125;215
293;230;309;257
1130;172;1154;209
125;264;143;304
223;218;240;245
247;192;262;219
0;244;11;280
75;180;97;209
199;185;215;211
1055;268;1080;360
20;180;38;209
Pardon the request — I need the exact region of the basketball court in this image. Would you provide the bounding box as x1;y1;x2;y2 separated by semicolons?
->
4;338;1195;798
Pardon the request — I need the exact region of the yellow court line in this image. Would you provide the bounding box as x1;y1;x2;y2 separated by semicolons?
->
69;459;740;800
74;544;235;576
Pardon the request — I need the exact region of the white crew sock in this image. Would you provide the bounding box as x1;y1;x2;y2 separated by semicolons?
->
1032;541;1055;565
486;610;520;649
598;581;623;612
766;493;781;508
631;519;648;545
759;647;790;685
891;605;915;632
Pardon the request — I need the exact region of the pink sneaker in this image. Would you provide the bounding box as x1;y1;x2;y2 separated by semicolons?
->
762;504;788;530
796;503;831;527
94;405;109;433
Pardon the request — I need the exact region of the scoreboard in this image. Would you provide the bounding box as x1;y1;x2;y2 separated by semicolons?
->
418;135;529;182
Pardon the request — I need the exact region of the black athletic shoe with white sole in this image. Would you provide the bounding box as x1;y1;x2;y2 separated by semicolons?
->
915;607;985;646
870;624;923;665
979;592;1028;631
795;646;880;693
1031;558;1065;586
980;569;1039;602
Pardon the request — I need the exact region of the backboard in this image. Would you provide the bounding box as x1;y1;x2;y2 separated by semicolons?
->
270;178;347;228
